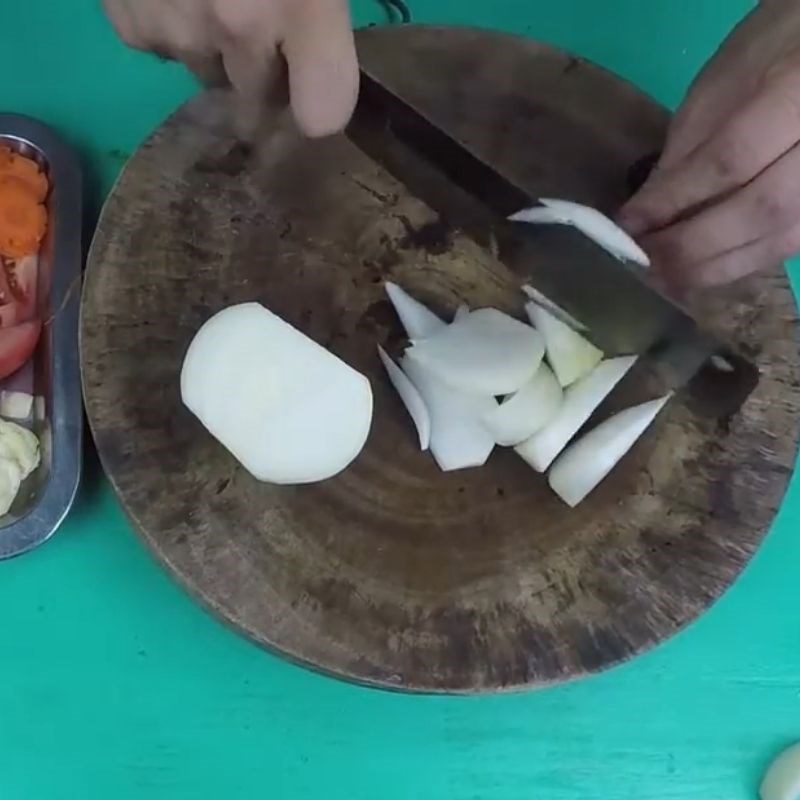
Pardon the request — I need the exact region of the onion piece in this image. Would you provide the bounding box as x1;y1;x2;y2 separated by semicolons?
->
0;459;22;516
405;308;545;396
521;284;588;333
548;394;670;507
0;419;40;480
402;357;495;471
760;743;800;800
514;355;637;472
509;198;650;267
181;303;373;484
481;362;562;446
454;304;470;322
378;345;430;451
525;301;603;387
0;391;34;420
385;282;445;341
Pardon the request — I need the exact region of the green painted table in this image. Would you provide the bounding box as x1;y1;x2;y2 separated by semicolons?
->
2;1;798;798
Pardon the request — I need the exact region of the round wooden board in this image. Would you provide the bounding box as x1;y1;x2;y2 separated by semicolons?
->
81;26;800;693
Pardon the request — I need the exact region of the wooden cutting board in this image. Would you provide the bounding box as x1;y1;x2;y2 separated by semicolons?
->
80;25;800;693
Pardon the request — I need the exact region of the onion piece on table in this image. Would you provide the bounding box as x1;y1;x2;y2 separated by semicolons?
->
521;284;588;333
405;307;545;396
548;394;670;507
515;355;637;472
181;303;373;484
385;282;445;341
378;345;431;450
454;304;470;322
509;198;650;267
525;301;603;387
481;362;562;446
402;357;496;471
761;743;800;800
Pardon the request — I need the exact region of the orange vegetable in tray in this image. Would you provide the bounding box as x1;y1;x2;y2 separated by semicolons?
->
0;148;48;260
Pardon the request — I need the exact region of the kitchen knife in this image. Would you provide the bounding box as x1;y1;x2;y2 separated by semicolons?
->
346;66;758;412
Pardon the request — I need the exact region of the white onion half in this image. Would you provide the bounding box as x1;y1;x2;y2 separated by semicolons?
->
181;303;373;484
525;301;603;387
760;743;800;800
378;345;431;450
402;357;496;472
548;394;670;506
385;282;445;340
514;355;637;472
509;197;650;267
405;308;545;396
481;363;562;446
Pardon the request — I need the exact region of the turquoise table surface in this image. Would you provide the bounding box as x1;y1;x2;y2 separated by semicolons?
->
2;1;799;798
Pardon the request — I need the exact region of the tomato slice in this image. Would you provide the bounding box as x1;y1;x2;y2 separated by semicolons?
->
0;255;37;328
0;319;41;381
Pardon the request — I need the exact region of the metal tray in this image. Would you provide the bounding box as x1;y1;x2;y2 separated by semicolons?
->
0;114;82;559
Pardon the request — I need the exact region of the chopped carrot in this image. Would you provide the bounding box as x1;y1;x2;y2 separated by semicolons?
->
0;147;48;202
0;179;47;259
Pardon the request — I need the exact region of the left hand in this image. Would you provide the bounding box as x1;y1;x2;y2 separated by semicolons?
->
618;1;800;289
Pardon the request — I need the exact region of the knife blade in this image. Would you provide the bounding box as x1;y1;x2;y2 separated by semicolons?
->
346;66;758;407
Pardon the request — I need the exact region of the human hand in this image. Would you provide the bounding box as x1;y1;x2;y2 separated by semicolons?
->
618;2;800;288
102;0;358;139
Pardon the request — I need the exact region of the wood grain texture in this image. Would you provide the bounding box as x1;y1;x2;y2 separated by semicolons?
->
80;26;800;693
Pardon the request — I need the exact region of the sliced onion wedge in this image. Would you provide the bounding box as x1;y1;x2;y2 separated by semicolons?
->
402;357;495;471
509;197;650;267
481;363;562;446
760;743;800;800
521;284;588;333
385;282;445;341
454;304;470;322
405;308;545;396
548;394;670;507
378;345;430;451
181;303;373;484
525;301;603;387
515;355;637;472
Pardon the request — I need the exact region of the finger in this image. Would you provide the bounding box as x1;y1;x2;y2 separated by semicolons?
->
621;68;800;235
180;50;227;87
102;0;147;48
642;141;800;272
221;40;287;141
282;0;359;137
661;221;799;288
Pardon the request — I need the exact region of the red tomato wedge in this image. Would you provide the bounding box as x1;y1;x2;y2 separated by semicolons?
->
0;319;41;381
0;255;37;328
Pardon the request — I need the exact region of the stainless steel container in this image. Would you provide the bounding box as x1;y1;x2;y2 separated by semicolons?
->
0;114;82;559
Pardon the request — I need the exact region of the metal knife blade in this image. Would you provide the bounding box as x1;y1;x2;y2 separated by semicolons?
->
346;66;758;405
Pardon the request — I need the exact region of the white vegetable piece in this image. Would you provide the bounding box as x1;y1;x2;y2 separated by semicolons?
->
385;282;445;341
454;304;470;322
377;345;431;451
521;284;588;333
402;357;496;471
525;301;603;387
760;743;800;800
0;391;34;420
548;394;670;507
509;197;650;267
0;419;40;480
0;459;22;516
481;363;562;446
181;303;373;484
405;308;545;396
515;355;637;472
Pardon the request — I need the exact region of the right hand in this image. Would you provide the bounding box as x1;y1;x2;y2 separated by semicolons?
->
102;0;359;139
